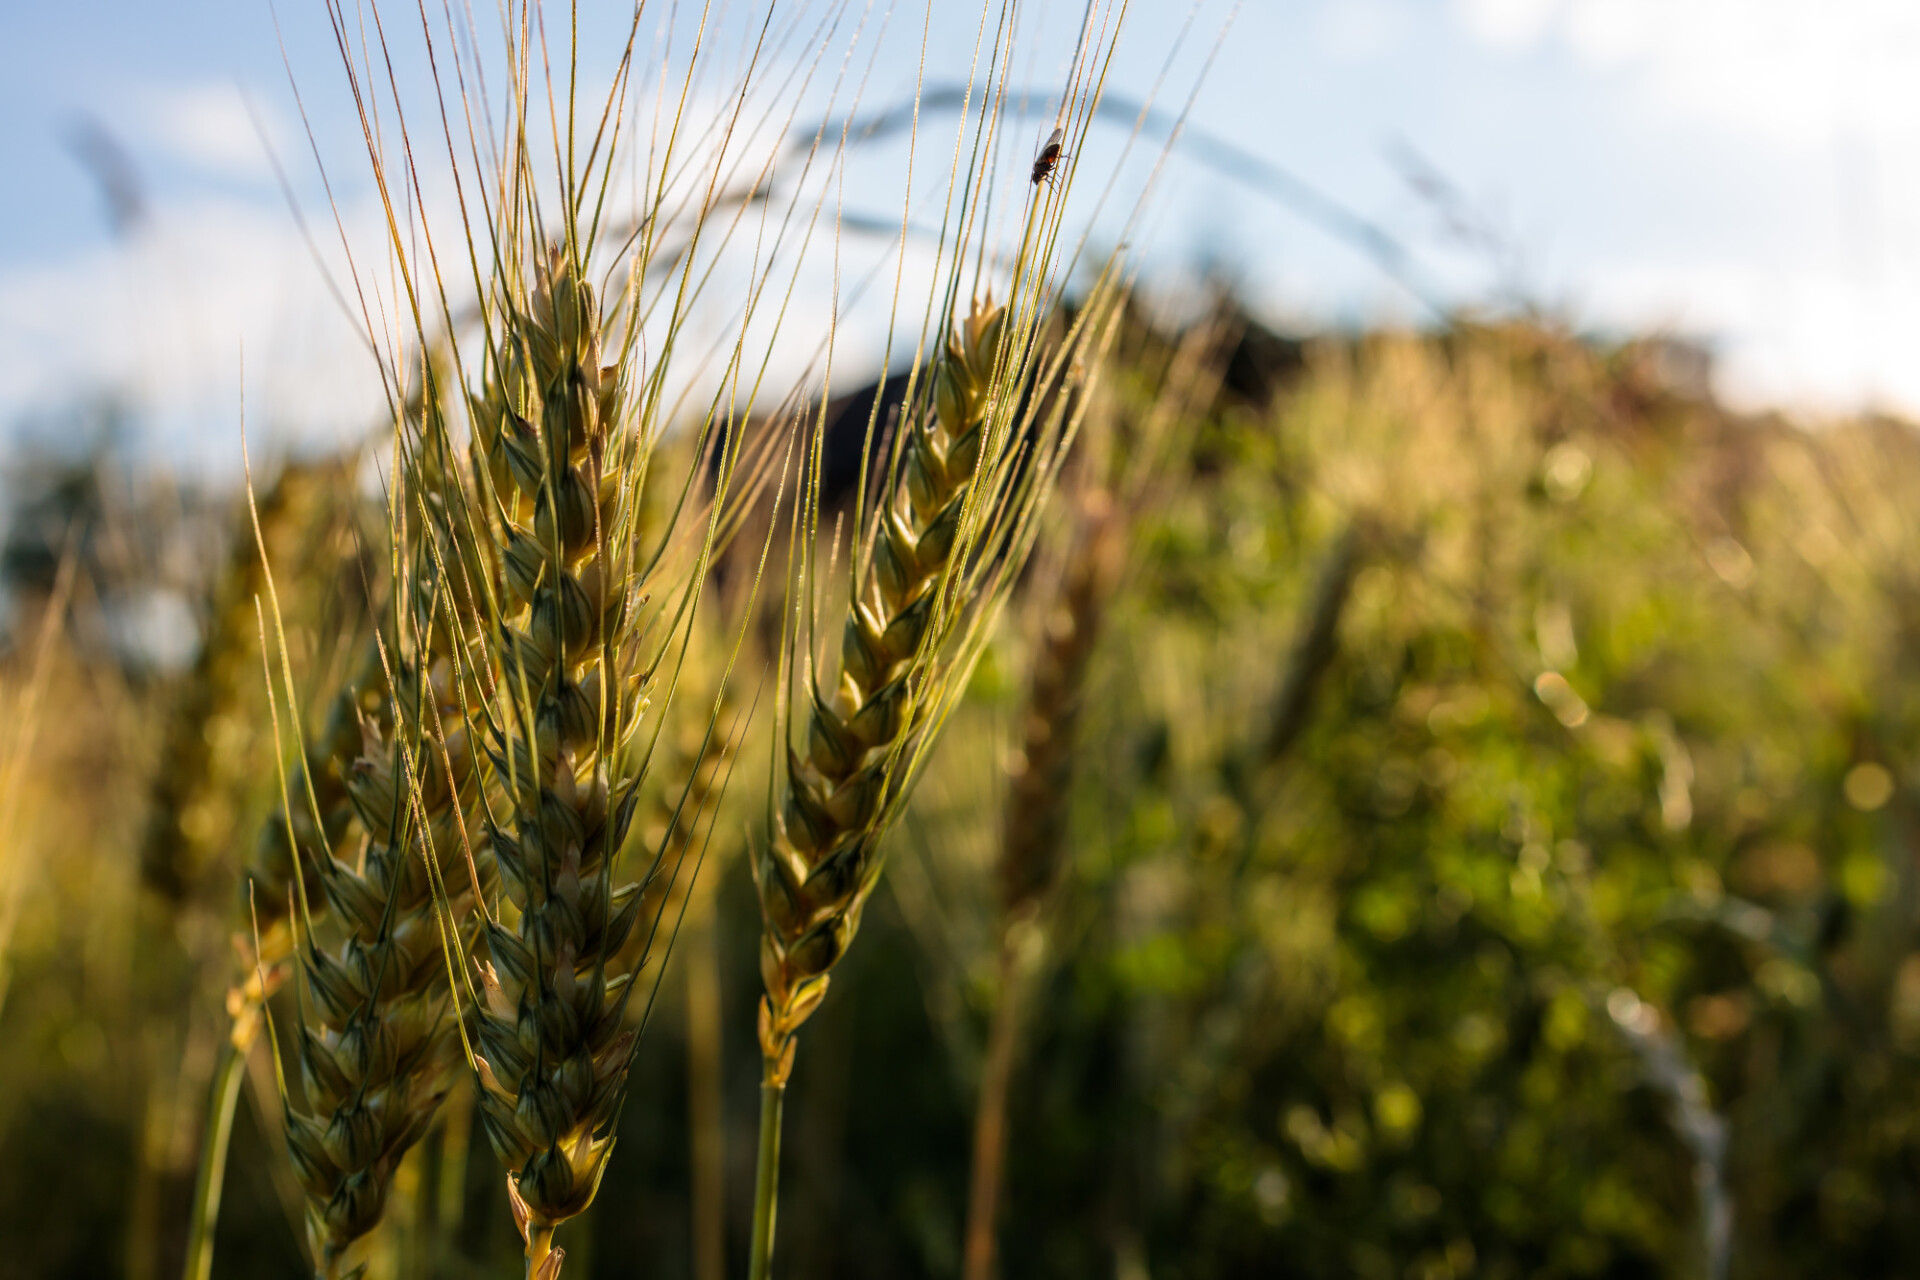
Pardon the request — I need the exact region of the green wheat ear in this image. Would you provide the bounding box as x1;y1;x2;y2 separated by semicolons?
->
281;632;493;1275
756;296;1008;1081
460;246;658;1270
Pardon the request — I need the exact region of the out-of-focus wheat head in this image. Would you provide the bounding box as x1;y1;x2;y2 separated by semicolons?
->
144;458;362;911
993;314;1226;922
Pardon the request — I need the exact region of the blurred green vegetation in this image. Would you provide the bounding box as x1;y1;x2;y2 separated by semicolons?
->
3;313;1920;1277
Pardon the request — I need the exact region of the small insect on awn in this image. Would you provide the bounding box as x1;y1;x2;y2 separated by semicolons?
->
1031;126;1066;185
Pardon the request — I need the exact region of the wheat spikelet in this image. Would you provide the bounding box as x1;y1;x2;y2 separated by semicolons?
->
755;298;1008;1083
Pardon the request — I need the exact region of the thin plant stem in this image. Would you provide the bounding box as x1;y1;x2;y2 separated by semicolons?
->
181;1038;248;1280
748;1076;788;1280
963;939;1026;1280
686;889;727;1280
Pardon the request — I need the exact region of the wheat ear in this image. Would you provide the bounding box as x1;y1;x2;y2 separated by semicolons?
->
748;298;1037;1280
755;298;1007;1082
279;638;488;1279
461;248;659;1279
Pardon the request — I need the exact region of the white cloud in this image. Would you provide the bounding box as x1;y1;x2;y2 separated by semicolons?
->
1315;0;1413;61
1572;255;1920;413
1456;0;1920;145
139;82;288;180
0;192;389;474
1455;0;1557;51
1436;0;1920;415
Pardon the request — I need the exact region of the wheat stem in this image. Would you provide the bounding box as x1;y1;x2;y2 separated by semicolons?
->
685;887;727;1280
748;1079;787;1280
524;1224;558;1278
962;937;1025;1280
180;1035;249;1280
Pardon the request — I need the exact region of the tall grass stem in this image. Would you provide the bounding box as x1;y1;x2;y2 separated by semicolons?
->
963;939;1026;1280
686;890;727;1280
749;1079;787;1280
181;1037;248;1280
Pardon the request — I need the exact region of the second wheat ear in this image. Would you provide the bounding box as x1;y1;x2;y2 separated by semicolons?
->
755;298;1008;1085
281;644;489;1278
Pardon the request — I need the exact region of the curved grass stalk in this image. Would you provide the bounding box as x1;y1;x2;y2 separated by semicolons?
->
962;318;1227;1280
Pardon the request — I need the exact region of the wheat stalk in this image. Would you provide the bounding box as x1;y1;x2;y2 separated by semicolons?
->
960;317;1226;1280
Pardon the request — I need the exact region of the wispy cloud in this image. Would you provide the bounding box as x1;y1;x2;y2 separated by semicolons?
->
140;82;289;181
1455;0;1920;144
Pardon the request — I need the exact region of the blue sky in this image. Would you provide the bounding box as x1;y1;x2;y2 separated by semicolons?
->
6;0;1920;470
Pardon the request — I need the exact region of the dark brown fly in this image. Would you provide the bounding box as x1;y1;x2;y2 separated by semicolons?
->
1031;127;1065;185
